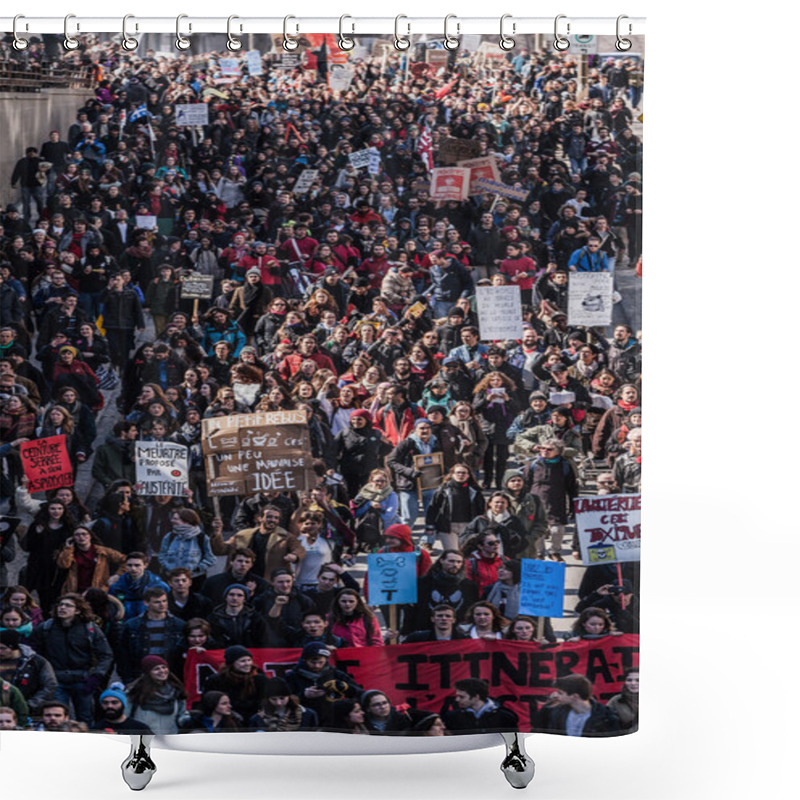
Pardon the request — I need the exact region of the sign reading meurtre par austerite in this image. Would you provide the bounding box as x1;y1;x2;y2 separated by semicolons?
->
202;410;316;496
476;285;523;341
135;442;189;496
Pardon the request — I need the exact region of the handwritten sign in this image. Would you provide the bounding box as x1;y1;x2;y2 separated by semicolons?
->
574;494;642;564
329;66;354;92
439;137;481;165
219;58;241;76
135;442;189;496
278;53;302;69
457;156;502;196
349;148;377;170
430;167;470;202
519;559;566;617
568;273;614;327
293;169;320;195
475;285;523;340
472;177;529;202
368;149;381;176
175;103;209;127
202;410;315;496
245;50;263;76
20;435;73;493
134;215;157;231
181;273;214;300
367;553;418;604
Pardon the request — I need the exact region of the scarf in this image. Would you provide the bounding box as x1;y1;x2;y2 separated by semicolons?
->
254;704;304;732
409;433;437;453
172;523;202;540
140;683;179;715
357;484;393;503
617;398;638;412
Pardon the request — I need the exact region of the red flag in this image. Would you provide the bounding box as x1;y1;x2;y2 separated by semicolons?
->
417;125;434;173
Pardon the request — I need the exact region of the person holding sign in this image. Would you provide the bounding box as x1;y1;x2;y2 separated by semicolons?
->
386;418;440;527
472;372;520;491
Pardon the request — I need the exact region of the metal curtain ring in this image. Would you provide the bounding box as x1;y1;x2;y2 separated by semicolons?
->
553;14;570;51
227;15;242;51
338;14;355;51
12;14;29;51
443;14;460;51
394;15;410;51
121;15;139;51
616;15;632;51
176;14;191;51
499;14;515;51
283;15;299;51
63;14;80;51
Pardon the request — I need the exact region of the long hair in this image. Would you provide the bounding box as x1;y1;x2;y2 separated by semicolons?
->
473;371;517;395
127;668;187;707
50;592;93;622
464;601;508;633
42;405;75;435
329;588;376;625
571;606;614;636
0;585;40;613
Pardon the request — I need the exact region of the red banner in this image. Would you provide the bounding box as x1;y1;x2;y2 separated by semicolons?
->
20;435;73;493
185;636;639;732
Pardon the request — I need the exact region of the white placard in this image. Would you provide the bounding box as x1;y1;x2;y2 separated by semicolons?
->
293;169;320;195
135;442;189;496
246;50;263;76
134;215;157;231
219;58;241;76
348;148;372;170
175;104;209;127
567;272;614;327
476;285;523;341
329;66;354;92
368;148;381;176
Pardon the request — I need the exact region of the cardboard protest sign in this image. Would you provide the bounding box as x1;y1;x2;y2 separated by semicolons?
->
135;442;189;496
180;273;214;300
186;634;640;732
202;410;315;496
476;285;523;340
575;494;642;564
473;177;530;202
456;156;502;195
20;435;73;493
366;553;418;604
430;167;470;201
328;66;354;92
519;559;566;617
245;50;263;76
175;104;209;127
413;452;444;498
568;272;614;327
439;137;481;165
292;169;320;195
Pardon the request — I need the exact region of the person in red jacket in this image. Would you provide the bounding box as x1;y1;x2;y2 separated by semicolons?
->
277;223;318;264
499;242;538;305
348;199;383;227
278;334;335;381
359;243;391;290
240;242;282;290
463;528;506;595
373;385;426;447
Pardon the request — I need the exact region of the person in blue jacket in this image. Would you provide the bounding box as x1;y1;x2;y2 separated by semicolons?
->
568;237;610;272
201;307;246;357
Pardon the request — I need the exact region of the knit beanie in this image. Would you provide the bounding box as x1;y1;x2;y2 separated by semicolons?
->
141;655;169;674
224;645;253;665
263;677;292;698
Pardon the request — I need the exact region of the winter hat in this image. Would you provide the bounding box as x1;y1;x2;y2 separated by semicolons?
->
224;583;251;600
224;645;253;665
407;708;441;732
141;655;169;673
426;404;448;417
360;689;389;712
448;306;465;318
100;682;128;707
0;629;21;649
246;268;262;279
263;677;292;698
413;417;432;430
239;346;257;357
350;409;372;423
302;642;331;660
383;523;412;546
529;390;548;403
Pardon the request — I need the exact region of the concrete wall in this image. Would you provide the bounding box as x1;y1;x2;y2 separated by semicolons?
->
0;88;94;209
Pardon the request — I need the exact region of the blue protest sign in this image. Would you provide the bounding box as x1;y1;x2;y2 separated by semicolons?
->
518;559;566;618
367;553;418;605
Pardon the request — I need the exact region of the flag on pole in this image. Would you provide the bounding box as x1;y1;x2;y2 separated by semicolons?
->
417;125;434;173
130;104;150;123
118;109;127;140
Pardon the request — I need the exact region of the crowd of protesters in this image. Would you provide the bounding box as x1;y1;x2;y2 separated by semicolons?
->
0;34;641;737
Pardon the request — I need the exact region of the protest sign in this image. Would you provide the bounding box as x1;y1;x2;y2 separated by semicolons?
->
575;494;642;564
519;559;566;617
366;553;418;604
329;66;354;92
430;167;470;201
186;635;640;732
473;177;530;202
175;103;209;127
348;148;373;170
476;285;523;340
245;50;263;76
426;49;450;68
568;272;614;327
368;148;381;176
135;442;189;496
219;58;241;76
439;137;481;165
20;435;73;493
202;410;315;496
457;156;501;195
180;273;214;300
406;300;426;318
278;52;302;69
134;215;157;231
413;452;444;498
292;169;320;195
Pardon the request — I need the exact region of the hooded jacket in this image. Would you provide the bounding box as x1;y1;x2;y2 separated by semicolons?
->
2;643;58;711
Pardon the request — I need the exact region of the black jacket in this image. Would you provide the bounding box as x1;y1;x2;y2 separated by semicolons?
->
537;698;622;736
4;644;58;711
207;604;268;649
334;422;388;477
100;287;145;331
29;618;114;683
442;698;519;733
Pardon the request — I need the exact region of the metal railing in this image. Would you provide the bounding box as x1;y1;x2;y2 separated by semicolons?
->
0;59;96;92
